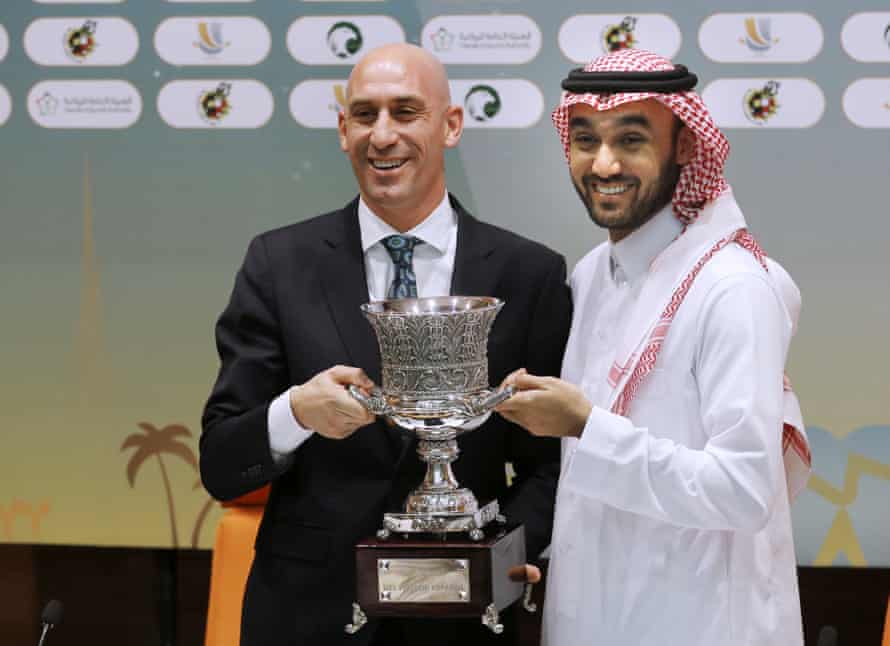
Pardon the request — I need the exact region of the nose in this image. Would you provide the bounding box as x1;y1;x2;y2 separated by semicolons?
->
369;111;398;150
591;144;621;178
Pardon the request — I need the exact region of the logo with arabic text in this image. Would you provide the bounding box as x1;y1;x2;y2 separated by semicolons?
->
35;91;59;116
430;27;455;52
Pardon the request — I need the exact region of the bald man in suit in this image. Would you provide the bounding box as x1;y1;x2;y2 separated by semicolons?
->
200;44;572;645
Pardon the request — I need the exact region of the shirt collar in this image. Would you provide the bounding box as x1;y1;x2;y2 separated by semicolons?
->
609;204;683;285
358;191;455;254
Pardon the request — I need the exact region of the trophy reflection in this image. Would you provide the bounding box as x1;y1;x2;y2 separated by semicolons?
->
345;296;529;635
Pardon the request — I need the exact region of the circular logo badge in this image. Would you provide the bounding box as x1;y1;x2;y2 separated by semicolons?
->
327;22;363;59
464;85;502;122
199;82;232;124
743;81;780;124
602;17;637;53
64;20;97;61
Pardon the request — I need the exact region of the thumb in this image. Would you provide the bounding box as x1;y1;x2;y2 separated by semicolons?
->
500;367;528;390
329;365;375;390
512;372;550;391
495;388;536;414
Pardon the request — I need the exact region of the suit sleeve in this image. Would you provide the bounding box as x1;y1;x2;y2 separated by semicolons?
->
500;251;573;559
199;235;291;501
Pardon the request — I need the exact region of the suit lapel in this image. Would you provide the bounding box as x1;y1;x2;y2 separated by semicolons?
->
318;199;382;383
450;195;499;297
318;199;406;463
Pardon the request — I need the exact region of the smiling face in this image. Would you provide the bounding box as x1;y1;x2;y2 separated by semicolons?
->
338;44;463;232
567;99;695;242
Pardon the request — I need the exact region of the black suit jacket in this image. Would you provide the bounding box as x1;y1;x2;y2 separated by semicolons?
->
200;196;572;645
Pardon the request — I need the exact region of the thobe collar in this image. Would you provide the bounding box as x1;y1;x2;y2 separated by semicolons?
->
358;191;455;255
609;203;683;285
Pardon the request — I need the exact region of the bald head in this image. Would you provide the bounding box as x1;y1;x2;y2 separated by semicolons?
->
346;43;451;107
337;42;464;232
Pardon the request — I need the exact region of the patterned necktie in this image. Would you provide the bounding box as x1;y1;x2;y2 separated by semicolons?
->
381;235;423;299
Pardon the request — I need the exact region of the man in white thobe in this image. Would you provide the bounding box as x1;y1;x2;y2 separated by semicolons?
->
498;49;811;646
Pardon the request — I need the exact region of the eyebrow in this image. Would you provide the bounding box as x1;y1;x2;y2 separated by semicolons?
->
348;95;425;110
615;114;652;129
568;113;653;130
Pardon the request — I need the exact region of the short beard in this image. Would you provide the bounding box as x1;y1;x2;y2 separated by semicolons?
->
574;153;682;236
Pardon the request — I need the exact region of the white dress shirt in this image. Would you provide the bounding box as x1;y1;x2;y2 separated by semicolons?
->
267;192;457;459
544;200;803;645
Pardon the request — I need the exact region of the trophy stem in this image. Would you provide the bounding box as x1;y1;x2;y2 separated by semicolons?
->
419;439;460;491
404;437;480;515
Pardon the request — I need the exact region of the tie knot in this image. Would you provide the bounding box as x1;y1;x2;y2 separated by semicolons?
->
382;235;422;263
381;235;423;299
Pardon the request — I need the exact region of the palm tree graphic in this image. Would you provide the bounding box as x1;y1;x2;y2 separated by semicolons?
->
121;422;198;547
807;451;890;566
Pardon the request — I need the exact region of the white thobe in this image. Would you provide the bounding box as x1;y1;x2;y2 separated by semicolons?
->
544;196;804;646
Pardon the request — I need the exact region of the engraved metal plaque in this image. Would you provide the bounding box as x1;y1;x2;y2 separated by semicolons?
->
377;558;470;603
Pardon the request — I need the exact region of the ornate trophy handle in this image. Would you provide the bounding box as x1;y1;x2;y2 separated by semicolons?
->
347;384;392;416
467;385;515;417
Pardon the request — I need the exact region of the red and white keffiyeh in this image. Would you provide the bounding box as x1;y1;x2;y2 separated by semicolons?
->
553;48;729;224
554;48;812;497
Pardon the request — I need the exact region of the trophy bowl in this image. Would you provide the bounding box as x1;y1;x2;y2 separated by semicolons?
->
349;296;514;538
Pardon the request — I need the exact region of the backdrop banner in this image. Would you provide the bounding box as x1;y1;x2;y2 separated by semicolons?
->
1;1;887;566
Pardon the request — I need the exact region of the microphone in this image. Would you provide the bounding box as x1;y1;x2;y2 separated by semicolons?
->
37;600;63;646
817;625;838;646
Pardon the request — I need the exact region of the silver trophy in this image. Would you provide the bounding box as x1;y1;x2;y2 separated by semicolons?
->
349;296;514;541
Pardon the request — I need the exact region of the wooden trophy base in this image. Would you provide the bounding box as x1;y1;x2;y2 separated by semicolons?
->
346;522;526;634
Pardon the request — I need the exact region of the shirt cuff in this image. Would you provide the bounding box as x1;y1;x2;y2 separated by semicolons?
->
268;387;313;464
561;405;628;498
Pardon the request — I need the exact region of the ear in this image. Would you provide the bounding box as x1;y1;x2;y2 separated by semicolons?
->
674;126;695;165
337;110;348;152
443;104;463;149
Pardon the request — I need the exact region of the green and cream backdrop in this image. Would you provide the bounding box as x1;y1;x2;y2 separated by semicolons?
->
1;1;888;565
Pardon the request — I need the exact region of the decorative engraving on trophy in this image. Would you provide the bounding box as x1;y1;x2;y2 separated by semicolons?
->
410;516;447;531
366;300;497;398
377;558;471;603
